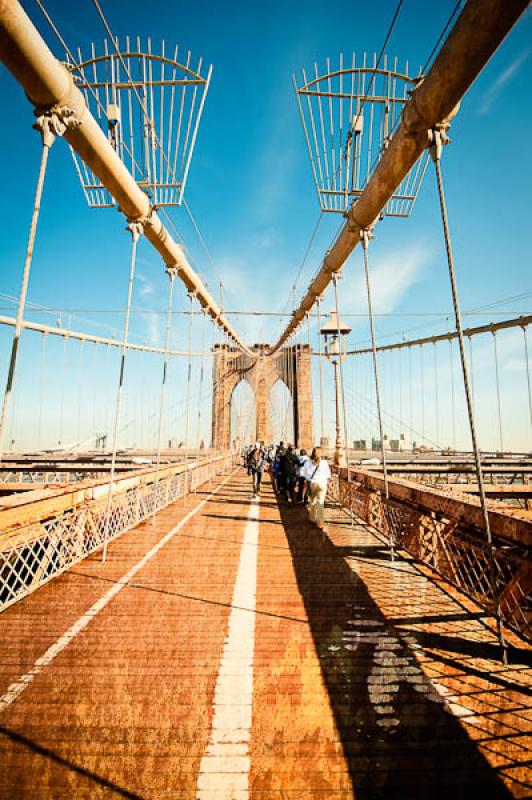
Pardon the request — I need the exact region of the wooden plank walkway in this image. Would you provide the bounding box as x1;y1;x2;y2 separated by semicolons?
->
0;468;530;799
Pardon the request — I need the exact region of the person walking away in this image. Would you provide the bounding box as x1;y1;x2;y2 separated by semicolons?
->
277;442;288;499
305;447;331;530
296;448;310;504
284;445;299;503
249;443;266;498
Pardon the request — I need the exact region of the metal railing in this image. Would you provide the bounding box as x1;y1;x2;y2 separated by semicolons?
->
330;468;531;642
0;452;236;613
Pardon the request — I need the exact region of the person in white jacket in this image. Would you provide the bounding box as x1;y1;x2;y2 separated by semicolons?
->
304;447;331;530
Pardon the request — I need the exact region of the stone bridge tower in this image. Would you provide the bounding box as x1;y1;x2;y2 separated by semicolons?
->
212;343;313;450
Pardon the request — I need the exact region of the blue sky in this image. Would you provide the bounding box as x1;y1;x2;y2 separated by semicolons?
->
0;0;530;450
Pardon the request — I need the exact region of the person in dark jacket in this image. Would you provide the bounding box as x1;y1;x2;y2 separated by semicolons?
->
249;443;266;498
283;445;299;503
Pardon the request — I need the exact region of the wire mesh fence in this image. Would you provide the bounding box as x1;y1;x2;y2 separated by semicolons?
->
0;453;235;613
330;469;531;642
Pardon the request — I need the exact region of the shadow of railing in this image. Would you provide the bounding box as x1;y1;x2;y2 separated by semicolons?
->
277;499;514;799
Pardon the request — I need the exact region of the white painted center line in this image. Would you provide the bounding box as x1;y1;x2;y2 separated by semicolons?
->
0;470;235;715
196;496;260;800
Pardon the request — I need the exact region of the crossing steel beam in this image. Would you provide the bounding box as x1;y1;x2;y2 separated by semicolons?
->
267;0;529;355
0;0;254;356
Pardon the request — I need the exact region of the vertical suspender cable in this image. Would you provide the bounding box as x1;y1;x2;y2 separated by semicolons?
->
449;338;456;451
316;297;325;444
408;346;413;449
433;343;439;450
154;268;176;509
420;345;425;445
183;292;194;500
37;332;47;448
92;343;98;447
58;334;68;447
492;331;504;453
0;120;56;454
361;230;394;561
430;130;506;662
333;273;353;525
103;220;143;562
306;311;313;442
468;335;476;422
77;340;85;447
523;324;532;440
196;310;207;449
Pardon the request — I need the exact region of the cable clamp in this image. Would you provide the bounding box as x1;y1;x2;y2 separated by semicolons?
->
428;125;451;163
126;219;145;242
33;105;81;148
360;227;375;250
165;265;179;281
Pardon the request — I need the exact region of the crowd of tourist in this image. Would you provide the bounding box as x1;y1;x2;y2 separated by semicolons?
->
242;441;331;531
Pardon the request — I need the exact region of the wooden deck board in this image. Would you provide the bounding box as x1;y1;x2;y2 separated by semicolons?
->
0;469;530;798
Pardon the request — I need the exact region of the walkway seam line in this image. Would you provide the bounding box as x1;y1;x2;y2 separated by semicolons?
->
0;469;237;715
196;494;260;800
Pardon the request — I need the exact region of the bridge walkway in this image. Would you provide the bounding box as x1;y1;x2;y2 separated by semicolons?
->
0;469;530;799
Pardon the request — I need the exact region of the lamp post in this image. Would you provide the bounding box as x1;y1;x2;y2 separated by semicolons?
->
320;311;352;466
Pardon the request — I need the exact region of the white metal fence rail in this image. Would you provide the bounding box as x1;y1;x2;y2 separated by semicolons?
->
0;453;235;613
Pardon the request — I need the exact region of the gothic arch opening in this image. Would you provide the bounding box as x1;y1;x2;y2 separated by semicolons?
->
269;378;294;445
230;378;256;448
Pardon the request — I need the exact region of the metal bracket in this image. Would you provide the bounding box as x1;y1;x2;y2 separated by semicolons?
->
165;265;179;281
33;106;81;148
360;227;375;250
126;220;144;242
428;126;451;163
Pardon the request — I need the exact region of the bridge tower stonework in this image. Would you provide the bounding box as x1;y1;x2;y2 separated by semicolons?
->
212;344;313;450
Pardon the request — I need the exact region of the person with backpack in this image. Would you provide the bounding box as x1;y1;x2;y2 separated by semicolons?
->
304;447;331;530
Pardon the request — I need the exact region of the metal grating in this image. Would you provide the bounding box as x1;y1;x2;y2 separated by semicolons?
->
67;37;211;208
294;53;429;216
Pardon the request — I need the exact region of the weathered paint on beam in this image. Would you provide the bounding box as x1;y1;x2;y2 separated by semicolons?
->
337;466;532;547
268;0;529;354
0;0;253;355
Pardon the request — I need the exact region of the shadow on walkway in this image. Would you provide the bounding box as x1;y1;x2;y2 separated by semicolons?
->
277;497;514;800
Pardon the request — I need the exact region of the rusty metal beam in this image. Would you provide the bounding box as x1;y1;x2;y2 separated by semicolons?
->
0;0;253;356
338;466;531;547
268;0;529;355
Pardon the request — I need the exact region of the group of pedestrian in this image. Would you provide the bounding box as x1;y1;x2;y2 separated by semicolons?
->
242;440;331;531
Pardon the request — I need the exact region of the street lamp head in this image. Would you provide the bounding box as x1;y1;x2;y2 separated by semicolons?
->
320;311;351;361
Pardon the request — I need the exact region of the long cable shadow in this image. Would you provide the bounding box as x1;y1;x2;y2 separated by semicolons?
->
0;726;146;799
277;500;515;799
